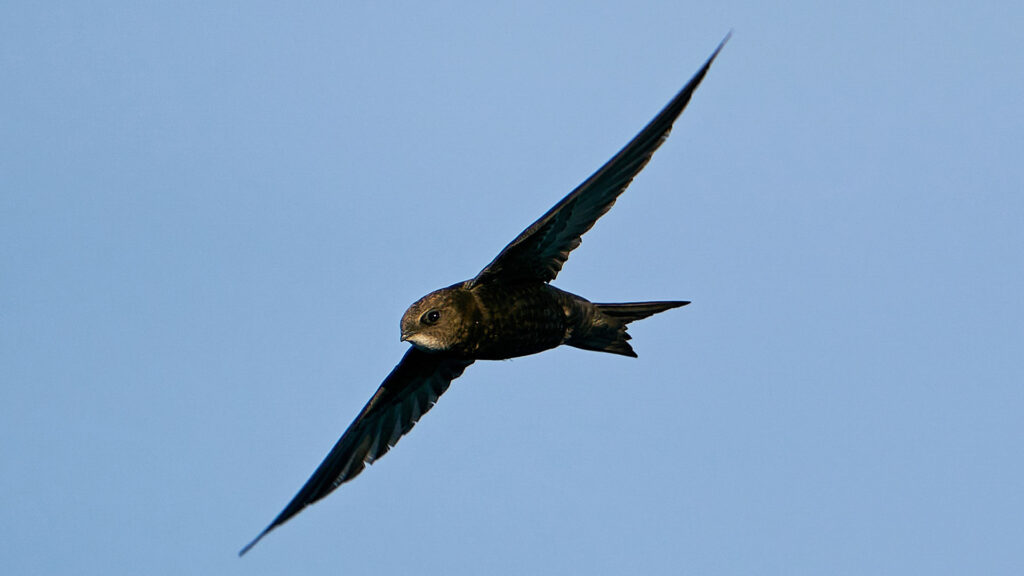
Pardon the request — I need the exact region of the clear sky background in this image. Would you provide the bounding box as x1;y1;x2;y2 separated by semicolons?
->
3;2;1022;574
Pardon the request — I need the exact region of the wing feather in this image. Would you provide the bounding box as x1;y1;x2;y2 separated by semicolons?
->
470;35;728;286
239;348;473;555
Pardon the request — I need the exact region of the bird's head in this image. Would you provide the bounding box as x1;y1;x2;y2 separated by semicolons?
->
400;283;474;353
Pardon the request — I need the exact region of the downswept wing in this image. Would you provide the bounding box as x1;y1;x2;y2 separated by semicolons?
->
240;347;473;556
470;35;728;287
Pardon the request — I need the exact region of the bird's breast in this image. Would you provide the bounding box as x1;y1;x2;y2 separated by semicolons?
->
458;283;581;360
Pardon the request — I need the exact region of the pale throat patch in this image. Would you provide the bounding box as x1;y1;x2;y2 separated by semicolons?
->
406;332;446;352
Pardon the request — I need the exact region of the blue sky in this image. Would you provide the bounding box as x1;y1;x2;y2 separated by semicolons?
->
3;2;1022;574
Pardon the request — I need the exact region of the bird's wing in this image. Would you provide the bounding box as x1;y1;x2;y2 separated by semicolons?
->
470;35;728;287
240;347;473;556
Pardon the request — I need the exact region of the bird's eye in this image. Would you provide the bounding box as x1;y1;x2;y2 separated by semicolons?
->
421;309;441;325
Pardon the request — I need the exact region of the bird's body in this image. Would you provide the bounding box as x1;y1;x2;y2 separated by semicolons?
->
402;280;578;359
240;35;729;556
466;281;577;359
401;280;686;359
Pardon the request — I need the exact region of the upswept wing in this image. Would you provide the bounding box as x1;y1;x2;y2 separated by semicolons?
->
240;348;473;556
470;35;728;287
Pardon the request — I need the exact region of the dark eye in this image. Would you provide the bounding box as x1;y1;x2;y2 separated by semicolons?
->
421;309;441;325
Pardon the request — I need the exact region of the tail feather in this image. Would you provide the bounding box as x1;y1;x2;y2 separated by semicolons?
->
594;301;690;321
569;300;689;357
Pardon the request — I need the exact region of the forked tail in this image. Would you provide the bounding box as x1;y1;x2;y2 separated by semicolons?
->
569;300;689;358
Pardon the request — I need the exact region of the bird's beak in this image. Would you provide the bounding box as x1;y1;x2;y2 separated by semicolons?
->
400;333;409;342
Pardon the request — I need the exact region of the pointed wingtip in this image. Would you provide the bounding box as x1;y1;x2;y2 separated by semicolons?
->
719;30;733;51
238;526;272;557
666;32;730;116
703;31;731;70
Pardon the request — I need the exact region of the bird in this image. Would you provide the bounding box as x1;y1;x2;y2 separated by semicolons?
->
240;35;728;556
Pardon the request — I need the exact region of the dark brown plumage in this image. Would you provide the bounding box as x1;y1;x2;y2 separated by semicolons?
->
240;36;727;556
